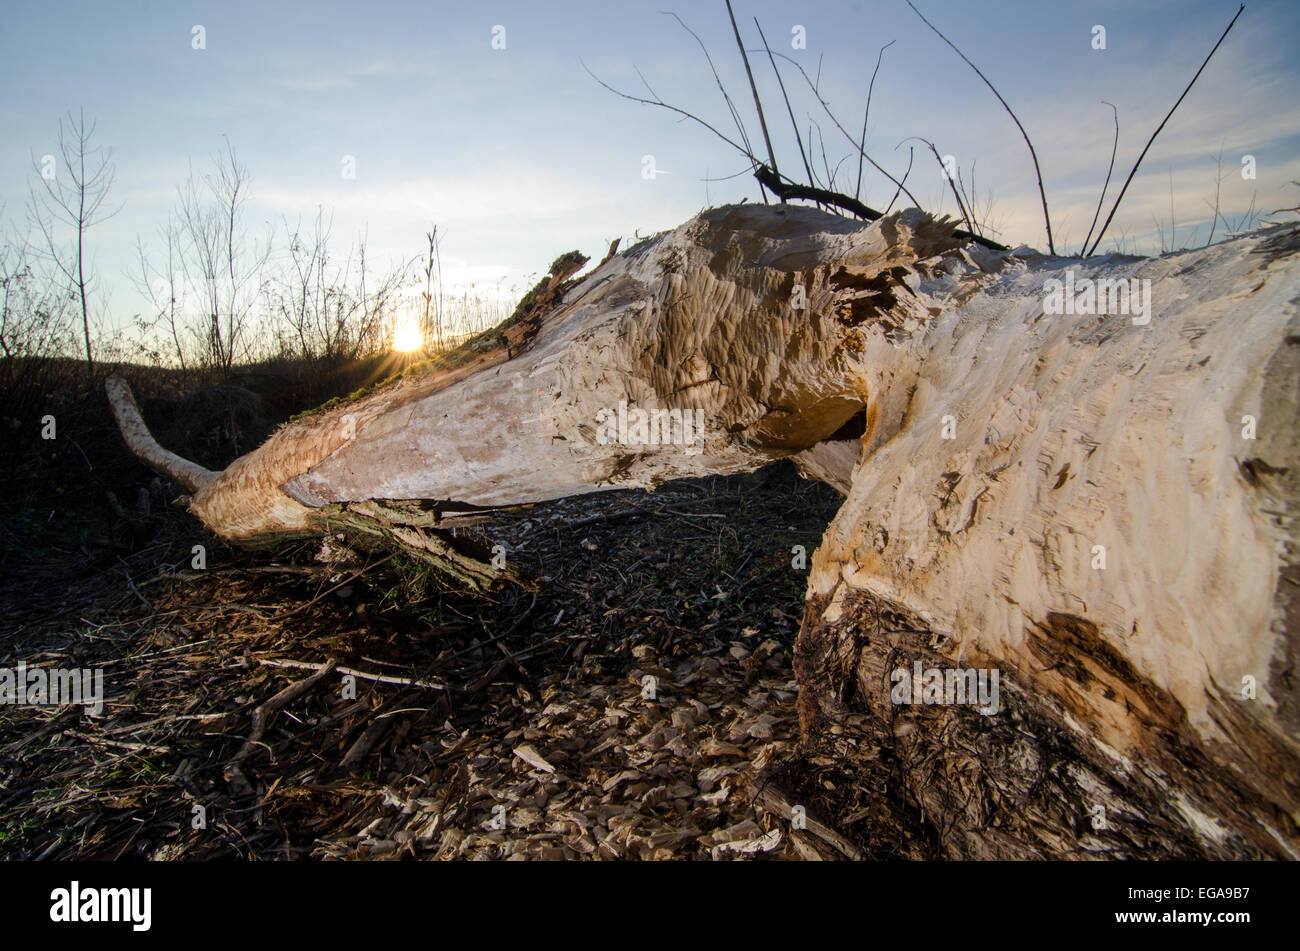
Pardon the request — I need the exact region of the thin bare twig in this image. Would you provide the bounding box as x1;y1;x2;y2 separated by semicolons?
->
257;657;446;691
1086;3;1245;256
1264;181;1300;219
662;12;756;165
725;0;780;185
857;40;896;201
807;122;823;188
906;0;1055;253
813;118;834;190
1204;145;1225;247
906;137;976;236
885;146;915;215
956;166;981;237
762;49;923;211
232;658;338;764
1169;167;1178;250
1081;102;1119;255
581;60;756;162
754;17;816;191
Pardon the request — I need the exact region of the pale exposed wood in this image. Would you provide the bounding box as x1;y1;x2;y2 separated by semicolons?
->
795;220;1300;858
107;204;1300;856
105;375;215;493
116;205;962;540
256;658;445;691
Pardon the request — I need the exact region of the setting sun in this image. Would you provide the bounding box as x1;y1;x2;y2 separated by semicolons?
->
392;316;423;353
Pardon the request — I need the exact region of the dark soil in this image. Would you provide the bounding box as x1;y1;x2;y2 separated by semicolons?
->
0;365;871;859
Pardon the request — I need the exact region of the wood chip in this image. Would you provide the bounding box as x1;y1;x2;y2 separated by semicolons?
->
512;743;555;773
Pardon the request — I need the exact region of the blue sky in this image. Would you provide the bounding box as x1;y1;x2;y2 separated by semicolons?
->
2;0;1297;334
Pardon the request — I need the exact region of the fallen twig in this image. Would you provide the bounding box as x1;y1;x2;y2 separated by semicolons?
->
232;658;339;764
339;717;394;770
256;657;446;691
755;782;863;859
64;731;171;754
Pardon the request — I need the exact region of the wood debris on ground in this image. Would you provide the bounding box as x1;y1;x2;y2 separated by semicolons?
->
0;462;881;860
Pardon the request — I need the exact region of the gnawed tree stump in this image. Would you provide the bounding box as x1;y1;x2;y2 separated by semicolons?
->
109;204;1300;858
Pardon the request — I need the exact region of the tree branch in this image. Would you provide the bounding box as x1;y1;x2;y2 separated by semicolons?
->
105;375;216;492
762;49;924;212
754;164;1006;251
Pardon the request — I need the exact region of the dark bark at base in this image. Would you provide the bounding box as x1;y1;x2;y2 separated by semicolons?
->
793;586;1299;859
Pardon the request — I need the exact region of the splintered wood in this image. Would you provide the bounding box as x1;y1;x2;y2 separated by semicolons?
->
103;204;1300;858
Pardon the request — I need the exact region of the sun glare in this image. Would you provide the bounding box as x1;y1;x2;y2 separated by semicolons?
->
393;317;423;353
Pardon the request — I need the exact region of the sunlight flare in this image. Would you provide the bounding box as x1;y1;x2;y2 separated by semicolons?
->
393;316;423;353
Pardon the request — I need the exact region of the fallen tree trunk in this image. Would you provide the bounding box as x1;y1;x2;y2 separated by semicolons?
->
108;204;1300;857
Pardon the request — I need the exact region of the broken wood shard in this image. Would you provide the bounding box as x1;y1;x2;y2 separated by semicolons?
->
109;204;1300;857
